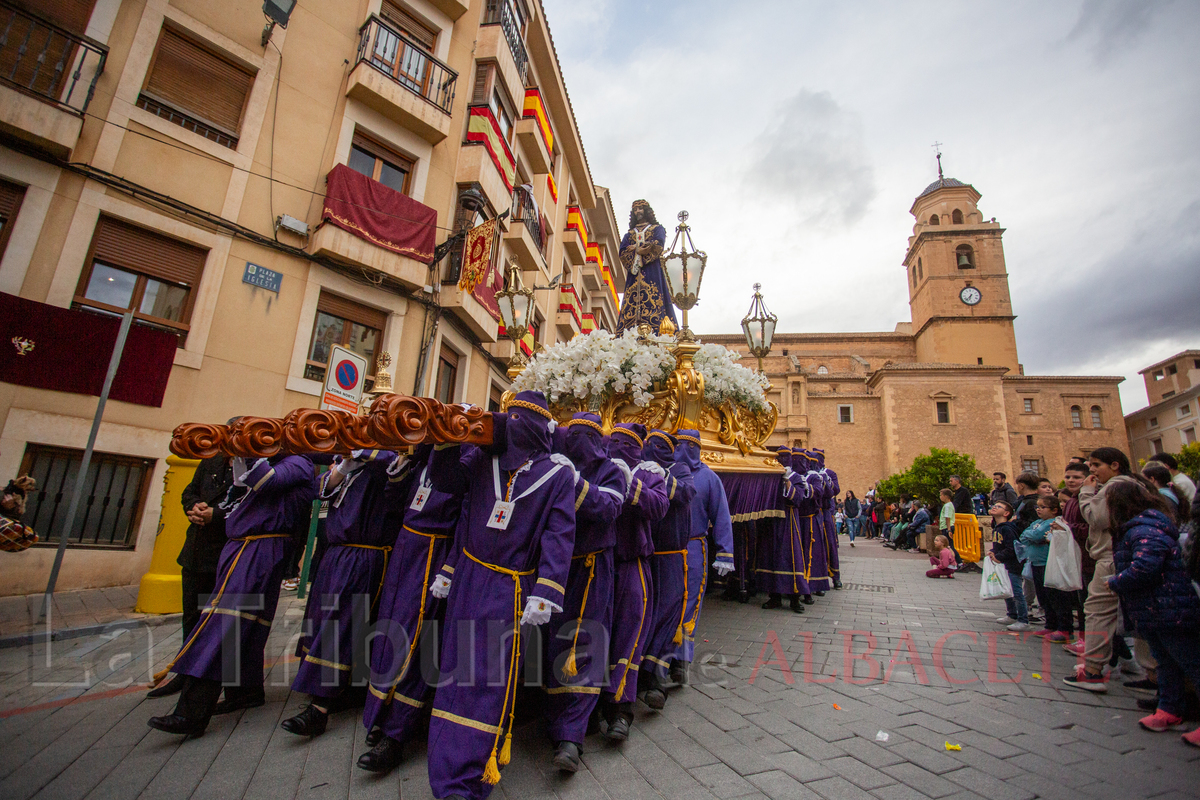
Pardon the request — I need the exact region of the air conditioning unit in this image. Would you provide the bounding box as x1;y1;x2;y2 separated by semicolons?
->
276;214;308;237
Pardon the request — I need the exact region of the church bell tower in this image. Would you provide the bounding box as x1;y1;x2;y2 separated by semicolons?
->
903;156;1019;373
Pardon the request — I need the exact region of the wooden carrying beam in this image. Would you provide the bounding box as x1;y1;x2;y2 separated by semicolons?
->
169;395;494;459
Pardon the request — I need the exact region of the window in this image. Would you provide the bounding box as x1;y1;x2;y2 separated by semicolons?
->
1070;405;1082;428
838;405;853;424
1148;416;1158;429
73;216;207;346
1153;370;1164;380
1168;365;1178;375
306;291;386;382
1184;427;1197;445
470;63;514;142
490;89;514;142
955;244;975;269
1194;359;1200;369
1023;398;1034;413
434;345;459;403
0;179;27;263
1090;405;1103;428
936;401;950;424
19;443;154;549
917;257;923;279
1026;435;1034;446
816;365;829;374
977;357;983;365
1179;404;1192;419
1151;438;1163;454
488;382;504;412
1163;390;1176;399
347;131;413;195
137;27;254;149
1022;458;1040;474
952;209;963;224
911;266;916;287
371;1;436;94
929;214;939;225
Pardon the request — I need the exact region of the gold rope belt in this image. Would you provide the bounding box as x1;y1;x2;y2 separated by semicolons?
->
337;542;393;611
561;550;603;678
651;548;689;646
373;527;447;706
684;537;708;636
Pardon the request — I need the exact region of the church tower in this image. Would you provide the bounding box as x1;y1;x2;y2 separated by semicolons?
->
903;159;1019;373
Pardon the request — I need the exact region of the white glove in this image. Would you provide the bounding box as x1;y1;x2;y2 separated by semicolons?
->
385;454;409;477
520;595;560;626
549;454;579;484
783;468;796;481
232;457;265;487
336;455;366;477
430;575;451;599
713;561;734;576
611;458;633;495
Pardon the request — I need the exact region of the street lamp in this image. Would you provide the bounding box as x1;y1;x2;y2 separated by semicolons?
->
741;283;776;373
495;259;536;376
661;211;707;341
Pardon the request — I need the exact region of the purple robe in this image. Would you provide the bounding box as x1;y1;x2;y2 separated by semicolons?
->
543;457;623;745
425;444;575;800
171;456;316;686
293;451;402;697
756;472;812;596
821;467;842;583
605;461;668;703
798;468;832;591
363;451;464;741
676;464;733;663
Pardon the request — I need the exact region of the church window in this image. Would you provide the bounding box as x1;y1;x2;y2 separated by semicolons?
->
955;244;975;269
911;266;916;287
1021;458;1041;474
929;214;939;225
1090;406;1103;428
1070;406;1082;428
1027;435;1034;446
917;258;923;279
1023;398;1034;413
935;401;950;424
952;209;963;224
817;365;829;374
838;405;854;424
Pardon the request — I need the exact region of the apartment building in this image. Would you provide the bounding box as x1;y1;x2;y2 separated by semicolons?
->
0;0;625;594
1125;350;1200;463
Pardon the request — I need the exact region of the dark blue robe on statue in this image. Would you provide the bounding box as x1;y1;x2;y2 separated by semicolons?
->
171;456;316;688
425;391;576;799
673;431;733;664
293;450;402;698
544;413;624;748
616;221;677;332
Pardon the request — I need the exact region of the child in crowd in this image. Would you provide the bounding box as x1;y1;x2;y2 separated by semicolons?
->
926;535;957;578
938;488;955;546
989;500;1030;630
1019;495;1077;643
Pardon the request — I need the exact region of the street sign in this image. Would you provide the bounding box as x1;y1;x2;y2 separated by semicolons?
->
320;345;367;413
242;262;283;293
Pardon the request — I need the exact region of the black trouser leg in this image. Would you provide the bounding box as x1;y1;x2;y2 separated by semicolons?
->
174;676;222;721
179;569;217;640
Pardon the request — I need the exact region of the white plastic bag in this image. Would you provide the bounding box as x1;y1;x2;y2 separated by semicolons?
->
980;557;1014;601
1044;523;1083;591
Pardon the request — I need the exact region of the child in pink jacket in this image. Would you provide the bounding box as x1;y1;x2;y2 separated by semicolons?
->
927;535;957;578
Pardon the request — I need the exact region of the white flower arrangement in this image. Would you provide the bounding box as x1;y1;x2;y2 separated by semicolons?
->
512;328;676;407
694;343;771;413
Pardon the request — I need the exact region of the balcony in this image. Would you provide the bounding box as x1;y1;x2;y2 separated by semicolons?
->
459;106;516;212
556;285;582;340
0;3;107;158
440;283;500;342
477;6;526;110
563;206;588;265
515;89;552;174
482;1;528;82
347;15;456;144
504;186;547;273
428;0;470;20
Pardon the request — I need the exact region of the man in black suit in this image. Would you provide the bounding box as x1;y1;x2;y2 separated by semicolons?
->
148;450;234;698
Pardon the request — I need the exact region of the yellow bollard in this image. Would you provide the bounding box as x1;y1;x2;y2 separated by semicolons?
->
953;513;983;563
135;455;199;613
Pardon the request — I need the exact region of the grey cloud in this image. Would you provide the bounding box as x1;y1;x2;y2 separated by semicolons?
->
1066;0;1175;62
743;89;876;227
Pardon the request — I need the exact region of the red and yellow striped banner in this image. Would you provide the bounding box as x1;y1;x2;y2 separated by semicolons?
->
581;313;597;333
522;89;554;154
466;106;516;192
566;205;589;247
546;172;558;205
558;285;582;328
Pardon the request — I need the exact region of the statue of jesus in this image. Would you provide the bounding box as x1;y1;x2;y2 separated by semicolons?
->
616;200;678;332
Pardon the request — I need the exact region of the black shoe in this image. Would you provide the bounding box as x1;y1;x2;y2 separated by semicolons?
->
281;704;328;737
1123;678;1159;693
147;673;185;698
214;692;265;715
801;594;815;605
1136;697;1159;711
552;741;582;772
737;591;750;604
643;688;666;710
357;736;403;773
605;715;631;741
833;581;843;589
669;661;689;686
147;713;207;737
814;591;826;597
789;597;805;614
762;595;782;610
365;727;383;747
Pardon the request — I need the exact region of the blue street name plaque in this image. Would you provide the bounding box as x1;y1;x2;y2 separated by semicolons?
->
242;262;282;293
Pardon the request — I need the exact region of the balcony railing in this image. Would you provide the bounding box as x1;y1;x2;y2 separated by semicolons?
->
482;0;528;83
0;2;107;114
511;185;545;254
356;14;456;114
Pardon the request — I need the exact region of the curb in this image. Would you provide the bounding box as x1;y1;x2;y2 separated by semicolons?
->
0;613;181;650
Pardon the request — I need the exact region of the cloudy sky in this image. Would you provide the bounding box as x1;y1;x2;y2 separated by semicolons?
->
540;0;1200;413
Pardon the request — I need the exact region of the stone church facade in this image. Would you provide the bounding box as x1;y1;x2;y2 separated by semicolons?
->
703;173;1128;496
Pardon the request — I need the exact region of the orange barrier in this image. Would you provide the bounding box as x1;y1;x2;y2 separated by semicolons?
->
953;514;983;563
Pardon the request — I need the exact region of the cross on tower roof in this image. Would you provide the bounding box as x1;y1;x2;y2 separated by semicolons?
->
931;141;944;179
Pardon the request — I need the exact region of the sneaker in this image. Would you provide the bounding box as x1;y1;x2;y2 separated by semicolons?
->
1046;632;1071;644
1028;629;1053;637
1139;709;1185;732
1006;622;1032;631
996;616;1017;625
1123;678;1159;695
281;578;301;591
1118;658;1144;677
1063;640;1086;656
1183;728;1200;748
1063;669;1108;693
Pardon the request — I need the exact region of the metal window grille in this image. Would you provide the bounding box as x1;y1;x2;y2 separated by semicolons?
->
20;443;154;549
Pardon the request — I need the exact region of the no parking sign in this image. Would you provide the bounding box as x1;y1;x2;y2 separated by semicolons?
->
320;345;368;413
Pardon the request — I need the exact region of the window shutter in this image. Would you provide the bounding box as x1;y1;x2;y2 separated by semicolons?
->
24;0;96;34
143;28;253;134
471;63;491;105
317;291;387;331
381;1;437;51
89;216;208;286
0;179;26;220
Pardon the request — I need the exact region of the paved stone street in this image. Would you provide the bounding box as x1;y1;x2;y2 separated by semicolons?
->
1;545;1195;800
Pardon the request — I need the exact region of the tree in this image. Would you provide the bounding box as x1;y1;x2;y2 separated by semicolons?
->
875;447;991;507
1177;442;1200;482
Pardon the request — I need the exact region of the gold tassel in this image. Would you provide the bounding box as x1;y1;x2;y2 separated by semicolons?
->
483;753;501;785
684;620;696;636
499;733;512;765
673;625;683;645
151;667;169;685
562;650;578;678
